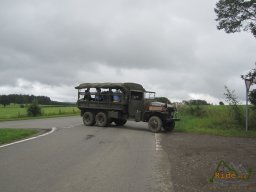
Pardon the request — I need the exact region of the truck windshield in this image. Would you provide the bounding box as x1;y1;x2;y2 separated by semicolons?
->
144;91;155;99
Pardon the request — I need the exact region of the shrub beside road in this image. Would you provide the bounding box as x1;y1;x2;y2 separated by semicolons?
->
0;104;79;121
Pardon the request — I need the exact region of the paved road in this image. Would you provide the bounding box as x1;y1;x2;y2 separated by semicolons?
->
0;117;173;192
0;116;82;129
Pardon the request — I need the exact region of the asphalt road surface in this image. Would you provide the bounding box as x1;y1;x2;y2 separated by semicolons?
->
0;116;173;192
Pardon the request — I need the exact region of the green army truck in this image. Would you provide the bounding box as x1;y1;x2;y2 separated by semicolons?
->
75;82;179;133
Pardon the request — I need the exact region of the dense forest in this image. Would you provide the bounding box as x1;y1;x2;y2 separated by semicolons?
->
0;94;73;107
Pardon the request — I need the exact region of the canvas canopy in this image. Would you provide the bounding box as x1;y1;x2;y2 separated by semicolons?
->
75;82;145;92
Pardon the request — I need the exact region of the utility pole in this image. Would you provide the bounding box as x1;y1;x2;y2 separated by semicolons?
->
241;62;256;132
244;79;252;132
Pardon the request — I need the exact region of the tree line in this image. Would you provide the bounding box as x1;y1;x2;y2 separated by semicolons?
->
0;94;72;107
182;100;210;105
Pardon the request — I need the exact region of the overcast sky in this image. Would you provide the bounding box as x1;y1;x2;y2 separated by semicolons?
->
0;0;255;104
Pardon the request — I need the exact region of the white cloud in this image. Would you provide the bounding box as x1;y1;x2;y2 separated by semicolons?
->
188;93;221;104
1;79;76;102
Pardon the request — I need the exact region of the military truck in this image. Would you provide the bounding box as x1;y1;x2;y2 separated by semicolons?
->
75;82;179;132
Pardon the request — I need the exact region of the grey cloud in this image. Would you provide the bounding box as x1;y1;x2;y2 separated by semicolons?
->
0;0;255;102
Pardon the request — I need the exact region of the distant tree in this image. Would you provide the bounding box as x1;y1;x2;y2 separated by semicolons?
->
249;89;256;106
241;65;256;81
183;99;209;105
155;97;171;104
0;94;73;106
0;94;53;105
214;0;256;38
219;101;225;105
27;100;42;117
0;95;11;107
196;100;209;105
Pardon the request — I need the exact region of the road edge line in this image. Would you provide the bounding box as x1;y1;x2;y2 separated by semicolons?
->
155;133;163;151
0;127;56;149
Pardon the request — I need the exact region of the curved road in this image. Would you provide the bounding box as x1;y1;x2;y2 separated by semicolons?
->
0;116;173;192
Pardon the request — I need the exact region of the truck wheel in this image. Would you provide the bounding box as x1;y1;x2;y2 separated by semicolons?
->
148;116;162;133
83;112;95;126
163;121;175;132
95;112;109;127
114;119;127;126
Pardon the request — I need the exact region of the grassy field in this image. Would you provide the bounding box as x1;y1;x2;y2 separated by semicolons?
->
175;105;256;137
0;104;79;121
0;128;39;145
1;104;255;138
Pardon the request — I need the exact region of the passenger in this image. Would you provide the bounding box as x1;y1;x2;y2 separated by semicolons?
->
84;88;91;101
113;89;121;102
95;88;102;101
108;89;113;102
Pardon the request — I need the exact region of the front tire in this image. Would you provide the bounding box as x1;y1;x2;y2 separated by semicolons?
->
83;112;95;126
148;116;162;133
95;112;109;127
114;119;127;126
163;121;175;132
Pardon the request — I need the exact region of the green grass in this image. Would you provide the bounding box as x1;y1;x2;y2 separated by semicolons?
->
0;105;79;121
175;105;256;137
0;129;39;145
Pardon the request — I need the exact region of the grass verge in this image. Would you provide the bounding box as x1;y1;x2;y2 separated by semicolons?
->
175;115;256;137
0;128;39;145
0;105;79;121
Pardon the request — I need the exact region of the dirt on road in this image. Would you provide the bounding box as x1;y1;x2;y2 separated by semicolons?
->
161;132;256;192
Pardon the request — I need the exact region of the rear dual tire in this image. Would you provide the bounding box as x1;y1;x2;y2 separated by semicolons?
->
83;111;109;127
95;112;109;127
83;112;95;126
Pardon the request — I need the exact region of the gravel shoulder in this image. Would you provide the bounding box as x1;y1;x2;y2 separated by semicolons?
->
161;132;256;192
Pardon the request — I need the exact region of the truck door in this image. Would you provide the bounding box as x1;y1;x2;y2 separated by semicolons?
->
129;91;144;121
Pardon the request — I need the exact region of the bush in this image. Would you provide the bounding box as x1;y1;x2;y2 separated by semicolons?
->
179;105;207;117
27;100;42;117
248;109;256;130
188;105;206;117
249;89;256;109
224;86;243;126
